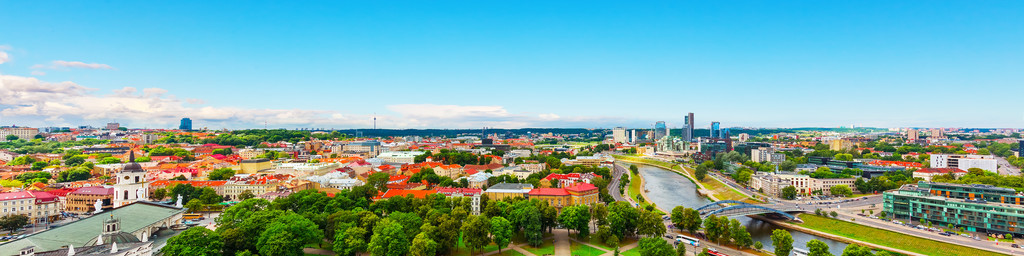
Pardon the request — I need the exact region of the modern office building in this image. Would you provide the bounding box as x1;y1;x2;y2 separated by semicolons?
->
807;156;906;178
930;154;997;172
884;181;1024;236
907;129;919;141
654;121;667;140
612;127;627;144
178;117;193;130
683;112;694;142
711;122;721;138
751;147;786;163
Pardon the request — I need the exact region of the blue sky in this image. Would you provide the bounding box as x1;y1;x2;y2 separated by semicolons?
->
1;1;1022;129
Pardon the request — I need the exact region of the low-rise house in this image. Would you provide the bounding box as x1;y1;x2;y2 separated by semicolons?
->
66;187;114;213
484;183;533;200
0;191;61;224
436;187;483;215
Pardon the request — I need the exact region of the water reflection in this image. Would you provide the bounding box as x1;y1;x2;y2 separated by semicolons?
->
623;162;849;255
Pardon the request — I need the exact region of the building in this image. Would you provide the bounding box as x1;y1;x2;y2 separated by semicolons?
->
711;122;721;138
0;202;184;256
0;191;61;224
178;118;192;130
465;172;493;188
66;187;115;214
913;168;969;181
930;129;944;139
654;121;667;140
238;148;265;160
683;112;694;142
737;133;750;142
884;182;1024;236
0;127;39;141
829;139;854;151
237;158;273;174
436;187;483;215
346;141;382;157
105;123;120;130
112;153;149;208
376;151;426;164
930;154;997;172
540;172;602;188
751;147;785;163
750;172;856;197
528;183;599;209
612;127;627;144
223;174;292;201
907;129;919;141
484;183;533;200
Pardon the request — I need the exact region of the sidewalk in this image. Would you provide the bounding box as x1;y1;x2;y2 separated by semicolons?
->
553;229;571;256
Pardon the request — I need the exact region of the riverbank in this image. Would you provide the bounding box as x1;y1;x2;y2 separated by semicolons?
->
612;155;753;202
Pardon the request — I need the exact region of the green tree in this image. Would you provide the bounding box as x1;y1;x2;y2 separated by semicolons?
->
695;164;708;181
161;227;222;256
834;153;854;161
607;201;639;238
703;215;723;244
840;244;876;256
754;241;764;251
208;167;236;180
65;155;86;166
490;216;513;253
98;157;121;164
731;219;752;249
522;206;544;247
409;232;438;256
0;215;29;234
460;215;491;254
676;241;686;256
637;209;666;238
591;203;609;228
436;218;462;254
57;168;92;182
368;219;411;256
558;205;591;238
152;188;167;201
807;239;833;256
637;237;674;256
184;199;204;213
772;229;794;256
830;185;853;197
334;225;367;256
256;213;323;256
239;190;255;200
782;186;798;200
681;208;702;234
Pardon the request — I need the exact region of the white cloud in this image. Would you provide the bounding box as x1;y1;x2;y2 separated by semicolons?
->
31;60;114;70
0;45;11;65
30;71;45;76
539;113;560;121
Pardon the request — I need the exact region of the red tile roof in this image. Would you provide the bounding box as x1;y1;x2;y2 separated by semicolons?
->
915;168;967;174
71;186;114;196
378;189;436;199
564;183;598;193
528;188;570;196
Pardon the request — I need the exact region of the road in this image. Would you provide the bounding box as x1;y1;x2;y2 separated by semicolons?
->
609;164;627;202
836;210;1021;255
996;156;1021;176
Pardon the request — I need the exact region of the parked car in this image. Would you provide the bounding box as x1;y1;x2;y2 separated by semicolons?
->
1011;244;1019;248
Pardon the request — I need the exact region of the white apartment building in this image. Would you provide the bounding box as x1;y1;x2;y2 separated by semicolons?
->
612;127;627;144
376;151;426;164
751;147;786;163
930;154;998;172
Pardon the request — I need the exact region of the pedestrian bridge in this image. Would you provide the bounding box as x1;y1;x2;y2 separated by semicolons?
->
695;200;799;221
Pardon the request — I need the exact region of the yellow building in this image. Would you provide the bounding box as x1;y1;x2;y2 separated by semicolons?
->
483;183;533;200
527;183;599;209
829;139;854;151
237;159;273;174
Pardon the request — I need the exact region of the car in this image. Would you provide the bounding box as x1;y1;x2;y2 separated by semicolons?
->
708;248;718;253
940;232;951;236
1011;244;1019;248
665;235;674;239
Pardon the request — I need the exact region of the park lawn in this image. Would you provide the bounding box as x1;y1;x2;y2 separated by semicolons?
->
620;246;643;256
588;236;638;251
521;239;556;256
452;233;506;256
677;165;752;202
798;214;1010;256
570;240;606;256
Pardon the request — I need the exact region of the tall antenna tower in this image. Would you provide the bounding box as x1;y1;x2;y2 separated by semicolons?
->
373;113;377;130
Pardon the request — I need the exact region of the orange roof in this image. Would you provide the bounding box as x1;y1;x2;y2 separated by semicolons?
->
150;180;228;187
378;189;436;200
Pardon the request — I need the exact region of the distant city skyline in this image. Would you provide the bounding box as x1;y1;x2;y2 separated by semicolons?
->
1;1;1023;129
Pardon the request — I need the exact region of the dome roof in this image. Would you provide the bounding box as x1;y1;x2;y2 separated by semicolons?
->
84;232;141;246
121;151;145;173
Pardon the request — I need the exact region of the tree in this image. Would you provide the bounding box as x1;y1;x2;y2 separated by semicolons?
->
670;206;686;230
703;215;723;244
333;225;367;256
807;239;833;256
834;153;854;161
65;155;86;166
558;205;591;238
256;213;323;256
840;244;875;256
682;208;702;235
239;190;255;200
591;203;609;228
152;188;167;201
461;215;491;254
0;215;29;234
185;199;204;213
368;219;411;256
607;201;639;238
638;237;674;256
522;206;544;247
161;227;223;256
731;219;752;249
754;241;764;251
830;185;853;197
782;186;798;200
771;229;794;256
98;157;121;164
410;232;438;256
830;211;838;218
637;210;666;238
490;216;513;253
695;164;708;182
57;168;92;182
675;241;686;256
208;168;236;180
4;135;19;141
436;218;462;254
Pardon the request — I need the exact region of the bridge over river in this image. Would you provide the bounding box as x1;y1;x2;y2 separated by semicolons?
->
696;200;803;221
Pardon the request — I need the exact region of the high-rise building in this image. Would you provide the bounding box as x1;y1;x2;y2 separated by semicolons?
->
179;118;193;131
630;129;637;143
907;129;919;141
683;113;694;142
105;122;120;130
711;122;721;138
612;127;626;144
654;121;667;140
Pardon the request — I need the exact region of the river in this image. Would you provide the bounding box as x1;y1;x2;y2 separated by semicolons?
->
622;162;849;256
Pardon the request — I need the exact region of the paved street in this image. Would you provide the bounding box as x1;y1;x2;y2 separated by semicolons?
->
996;156;1021;176
609;164;627;202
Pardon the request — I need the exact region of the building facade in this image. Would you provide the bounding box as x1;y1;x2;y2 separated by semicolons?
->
885;182;1024;236
484;183;533;200
179;118;192;130
930;154;997;172
0;128;39;141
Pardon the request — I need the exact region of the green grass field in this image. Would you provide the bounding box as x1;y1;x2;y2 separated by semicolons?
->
570;241;606;256
798;214;1010;256
521;239;556;256
620;246;643;256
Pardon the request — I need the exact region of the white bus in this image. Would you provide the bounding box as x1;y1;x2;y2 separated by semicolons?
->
675;234;700;247
792;248;810;256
